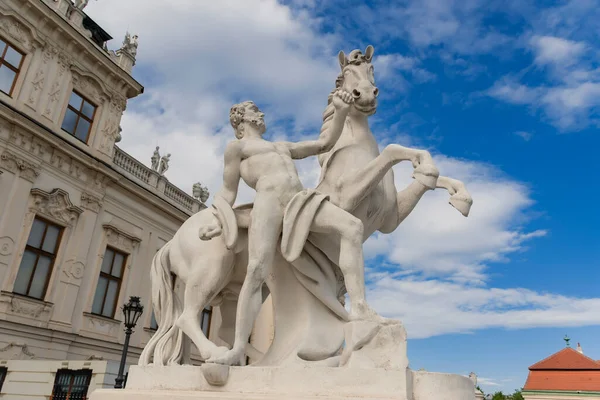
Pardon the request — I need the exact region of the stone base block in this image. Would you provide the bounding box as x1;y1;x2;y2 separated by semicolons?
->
89;365;475;400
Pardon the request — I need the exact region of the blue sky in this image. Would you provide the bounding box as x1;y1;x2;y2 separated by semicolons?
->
87;0;600;393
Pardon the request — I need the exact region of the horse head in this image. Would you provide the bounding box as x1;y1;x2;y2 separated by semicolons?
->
336;45;379;116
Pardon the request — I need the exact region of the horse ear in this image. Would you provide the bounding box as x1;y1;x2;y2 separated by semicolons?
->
365;45;374;62
338;50;347;69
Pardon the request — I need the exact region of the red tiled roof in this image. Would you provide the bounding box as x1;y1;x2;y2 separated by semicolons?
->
524;348;600;392
529;348;600;370
524;370;600;391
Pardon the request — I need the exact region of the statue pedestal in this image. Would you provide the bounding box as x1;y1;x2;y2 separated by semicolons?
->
89;365;475;400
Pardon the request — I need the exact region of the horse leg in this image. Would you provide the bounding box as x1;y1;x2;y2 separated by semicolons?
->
334;145;439;212
175;256;233;361
436;176;473;217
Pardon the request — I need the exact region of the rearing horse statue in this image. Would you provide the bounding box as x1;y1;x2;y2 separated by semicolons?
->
139;45;472;367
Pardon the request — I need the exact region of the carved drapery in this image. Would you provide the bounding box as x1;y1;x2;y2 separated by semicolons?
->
0;150;41;182
29;188;83;226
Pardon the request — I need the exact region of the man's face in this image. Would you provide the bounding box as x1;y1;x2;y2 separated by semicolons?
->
244;103;266;134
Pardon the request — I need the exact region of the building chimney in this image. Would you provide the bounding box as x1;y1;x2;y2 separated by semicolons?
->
577;342;583;354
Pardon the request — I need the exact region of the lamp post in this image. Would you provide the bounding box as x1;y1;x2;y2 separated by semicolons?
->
114;296;144;389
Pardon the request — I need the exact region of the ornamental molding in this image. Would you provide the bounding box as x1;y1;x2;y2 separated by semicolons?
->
102;223;141;252
80;191;103;212
0;12;42;52
30;188;83;226
0;150;41;182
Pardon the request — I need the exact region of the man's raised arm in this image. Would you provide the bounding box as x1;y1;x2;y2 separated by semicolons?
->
286;90;353;159
214;141;242;206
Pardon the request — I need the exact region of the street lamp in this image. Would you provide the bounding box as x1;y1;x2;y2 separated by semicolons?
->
114;296;144;389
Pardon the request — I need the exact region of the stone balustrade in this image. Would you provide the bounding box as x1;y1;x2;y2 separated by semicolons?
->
112;146;202;214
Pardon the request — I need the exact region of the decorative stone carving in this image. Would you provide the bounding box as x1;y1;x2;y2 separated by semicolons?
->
192;182;209;203
127;45;476;400
44;52;71;119
26;44;56;108
49;149;86;182
99;96;126;154
30;188;83;226
0;237;15;256
27;68;46;107
63;259;86;280
0;15;35;51
85;313;119;337
73;0;90;10
71;69;105;104
0;151;41;182
158;153;170;175
8;126;51;158
120;32;139;58
151;146;160;171
80;192;103;212
92;171;110;193
10;296;50;318
103;224;141;252
0;342;36;359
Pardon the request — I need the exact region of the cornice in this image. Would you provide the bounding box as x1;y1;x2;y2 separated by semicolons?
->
1;0;143;98
0;101;192;222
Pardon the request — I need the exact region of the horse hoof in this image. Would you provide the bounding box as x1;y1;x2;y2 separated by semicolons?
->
449;195;473;217
210;346;230;360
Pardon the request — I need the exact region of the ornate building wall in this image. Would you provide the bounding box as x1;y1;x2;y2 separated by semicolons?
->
0;0;212;397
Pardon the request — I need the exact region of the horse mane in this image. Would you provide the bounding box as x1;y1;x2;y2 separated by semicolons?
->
317;88;340;168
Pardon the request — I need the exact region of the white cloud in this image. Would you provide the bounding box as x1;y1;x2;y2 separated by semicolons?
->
476;377;502;387
86;0;341;201
361;156;599;339
368;276;600;339
529;36;586;66
365;156;546;283
514;131;533;141
485;5;600;131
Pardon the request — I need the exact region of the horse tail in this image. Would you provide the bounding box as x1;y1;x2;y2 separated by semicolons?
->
318;89;338;167
138;241;184;366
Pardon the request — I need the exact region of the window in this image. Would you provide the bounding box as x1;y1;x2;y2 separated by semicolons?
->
61;91;96;143
149;273;176;330
201;306;212;337
50;369;92;400
91;247;126;318
0;38;24;96
0;366;7;393
13;218;63;299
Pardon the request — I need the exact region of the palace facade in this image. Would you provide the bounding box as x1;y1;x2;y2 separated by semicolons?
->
0;0;215;398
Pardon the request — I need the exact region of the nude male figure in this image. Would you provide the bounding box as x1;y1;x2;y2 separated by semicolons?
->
200;91;384;365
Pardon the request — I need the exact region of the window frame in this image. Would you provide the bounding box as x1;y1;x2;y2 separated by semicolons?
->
0;366;7;393
0;37;25;97
13;217;64;300
91;247;127;319
50;368;92;400
61;90;97;144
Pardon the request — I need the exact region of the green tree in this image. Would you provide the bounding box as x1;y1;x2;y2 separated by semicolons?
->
492;391;506;400
511;389;524;400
